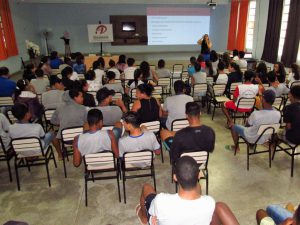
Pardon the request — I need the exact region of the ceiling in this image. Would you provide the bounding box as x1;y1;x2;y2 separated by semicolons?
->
17;0;229;4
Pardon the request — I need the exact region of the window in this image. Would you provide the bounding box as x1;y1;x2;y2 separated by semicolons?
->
245;0;256;51
278;0;290;59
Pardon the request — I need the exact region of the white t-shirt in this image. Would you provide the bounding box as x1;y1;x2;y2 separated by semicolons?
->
216;73;228;84
108;68;121;79
149;193;215;225
0;113;11;150
193;71;207;84
30;78;49;94
163;94;194;130
42;89;65;109
70;72;79;81
94;69;105;82
124;67;136;80
77;130;111;156
267;85;289;97
244;109;281;144
87;80;101;92
238;59;247;68
104;83;124;94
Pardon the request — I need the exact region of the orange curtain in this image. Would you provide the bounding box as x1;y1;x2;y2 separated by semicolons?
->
0;0;18;59
0;26;7;60
227;0;239;50
236;0;249;51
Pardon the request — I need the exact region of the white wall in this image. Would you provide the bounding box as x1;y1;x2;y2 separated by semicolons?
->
0;0;41;74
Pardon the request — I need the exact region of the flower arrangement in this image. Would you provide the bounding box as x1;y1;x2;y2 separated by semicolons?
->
25;40;40;59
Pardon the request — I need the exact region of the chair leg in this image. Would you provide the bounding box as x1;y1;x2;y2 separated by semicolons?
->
247;144;250;171
45;159;51;187
25;159;31;172
211;105;216;120
85;178;88;206
50;146;57;168
116;170;121;203
6;159;12;182
62;155;67;178
15;158;20;191
272;145;277;160
153;168;157;192
175;182;178;193
206;172;209;195
268;142;272;168
291;152;295;177
122;172;126;204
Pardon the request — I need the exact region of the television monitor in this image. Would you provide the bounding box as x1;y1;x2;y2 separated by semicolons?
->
122;22;136;32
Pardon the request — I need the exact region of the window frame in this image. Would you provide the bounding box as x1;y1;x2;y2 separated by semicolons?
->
245;0;256;51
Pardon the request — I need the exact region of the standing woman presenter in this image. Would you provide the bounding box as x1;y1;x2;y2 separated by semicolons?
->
197;34;212;61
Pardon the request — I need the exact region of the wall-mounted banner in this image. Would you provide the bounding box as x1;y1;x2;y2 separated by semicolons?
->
87;24;114;43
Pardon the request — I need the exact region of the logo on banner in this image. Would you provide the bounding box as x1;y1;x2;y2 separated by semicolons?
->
95;25;107;34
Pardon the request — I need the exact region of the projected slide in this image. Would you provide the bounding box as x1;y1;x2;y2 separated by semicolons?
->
147;8;210;45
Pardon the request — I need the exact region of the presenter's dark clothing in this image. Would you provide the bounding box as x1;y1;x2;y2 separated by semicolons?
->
201;40;210;54
137;97;160;123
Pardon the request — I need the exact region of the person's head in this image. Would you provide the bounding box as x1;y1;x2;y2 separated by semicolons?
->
97;57;105;68
185;102;201;120
217;61;225;72
291;63;300;80
85;70;96;81
11;103;31;122
40;56;50;65
79;79;89;92
222;52;231;68
158;59;165;69
134;69;143;82
106;71;116;81
274;62;285;74
118;54;126;64
262;89;276;108
92;60;100;70
289;85;300;103
0;67;9;77
174;80;185;94
25;63;35;73
230;62;240;73
127;57;135;67
76;54;84;65
140;61;150;79
50;51;58;60
238;51;245;59
35;69;44;78
136;83;154;99
70;53;77;61
267;71;277;83
96;87;115;105
194;62;201;72
109;59;116;68
210;50;218;62
49;76;64;90
203;34;209;40
69;89;84;105
244;70;254;82
256;62;267;75
197;54;204;63
61;66;73;79
16;79;29;93
87;108;103;128
122;111;141;131
174;156;200;190
190;56;196;65
64;57;71;65
233;49;238;57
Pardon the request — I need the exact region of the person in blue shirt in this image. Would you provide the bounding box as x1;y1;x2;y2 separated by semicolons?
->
72;54;86;74
50;51;63;69
0;67;16;97
187;56;196;77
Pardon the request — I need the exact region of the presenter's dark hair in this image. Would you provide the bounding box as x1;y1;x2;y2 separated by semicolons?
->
175;156;199;190
158;59;165;69
87;109;103;126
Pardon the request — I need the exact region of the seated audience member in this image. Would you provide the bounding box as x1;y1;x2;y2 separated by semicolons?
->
163;80;194;130
226;62;243;94
238;51;247;68
9;103;61;158
0;67;16;97
72;54;86;74
140;61;159;83
116;54;128;72
232;49;239;61
92;60;105;84
104;71;124;94
156;59;171;78
187;56;197;76
30;69;49;94
23;63;36;82
79;80;96;107
39;56;52;75
51;89;88;144
14;79;44;121
255;62;268;84
205;60;215;77
126;69;144;94
192;62;207;85
287;63;300;87
222;52;231;69
118;111;160;157
73;109;119;167
229;90;280;152
85;70;101;91
136;156;215;225
42;76;65;109
64;57;72;67
274;62;286;84
97;56;106;70
215;61;228;84
256;204;299;225
50;51;63;69
124;57;136;80
197;54;206;69
131;83;162;123
0;113;11;150
95;87;127;126
161;102;215;164
266;71;289;97
210;50;219;72
222;70;259;126
107;59;121;79
61;66;77;90
282;85;300;145
70;52;77;66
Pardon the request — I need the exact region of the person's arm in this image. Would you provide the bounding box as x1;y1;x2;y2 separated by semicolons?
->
131;100;141;112
156;98;163;118
162;98;168;116
151;69;159;83
191;76;196;86
115;98;128;113
73;136;82;167
197;38;203;45
108;130;119;158
207;39;212;49
50;108;59;126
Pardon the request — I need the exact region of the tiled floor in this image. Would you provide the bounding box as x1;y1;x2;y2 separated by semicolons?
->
0;111;299;225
